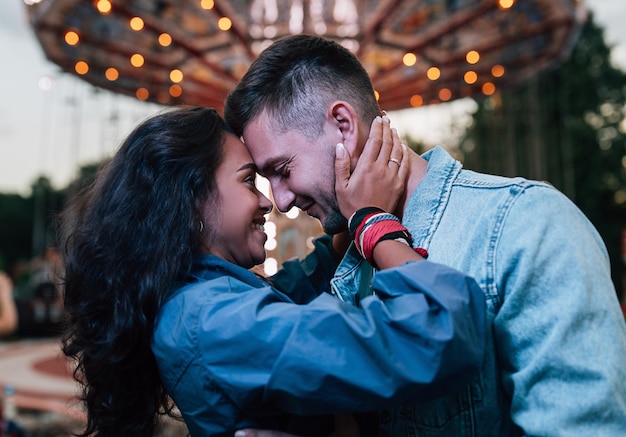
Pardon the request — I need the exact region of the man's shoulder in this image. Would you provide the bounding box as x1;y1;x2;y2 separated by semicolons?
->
455;168;552;190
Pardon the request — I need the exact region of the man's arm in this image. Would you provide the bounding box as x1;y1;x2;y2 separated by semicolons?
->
495;185;626;434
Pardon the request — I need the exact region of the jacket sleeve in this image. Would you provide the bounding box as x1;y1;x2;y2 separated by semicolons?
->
197;260;486;415
493;185;626;435
269;234;340;303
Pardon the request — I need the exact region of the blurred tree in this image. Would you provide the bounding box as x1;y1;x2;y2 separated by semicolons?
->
0;193;33;272
460;12;626;300
64;162;101;199
31;176;65;258
0;161;102;279
403;135;432;155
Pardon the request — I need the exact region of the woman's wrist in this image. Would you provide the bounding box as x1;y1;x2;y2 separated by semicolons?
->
349;207;428;268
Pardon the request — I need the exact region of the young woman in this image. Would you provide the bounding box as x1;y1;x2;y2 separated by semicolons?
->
59;107;485;436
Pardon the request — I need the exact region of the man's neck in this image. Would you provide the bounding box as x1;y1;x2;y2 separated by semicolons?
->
394;150;428;220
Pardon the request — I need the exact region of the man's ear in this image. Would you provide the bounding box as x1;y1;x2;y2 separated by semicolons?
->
329;101;361;159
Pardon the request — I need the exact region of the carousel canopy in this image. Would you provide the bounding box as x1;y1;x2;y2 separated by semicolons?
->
27;0;586;112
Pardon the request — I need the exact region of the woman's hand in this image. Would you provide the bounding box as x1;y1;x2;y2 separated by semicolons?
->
334;117;426;269
334;116;408;219
235;414;359;437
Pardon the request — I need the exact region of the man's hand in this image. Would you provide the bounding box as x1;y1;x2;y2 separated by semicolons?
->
335;116;408;219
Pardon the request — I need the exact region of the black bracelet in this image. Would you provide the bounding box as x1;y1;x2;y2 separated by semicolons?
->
377;230;413;246
348;207;385;239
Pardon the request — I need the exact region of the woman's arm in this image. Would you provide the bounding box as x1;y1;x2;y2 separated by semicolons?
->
0;272;18;336
181;259;485;415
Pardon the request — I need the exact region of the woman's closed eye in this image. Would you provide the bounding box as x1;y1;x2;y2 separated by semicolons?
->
244;174;256;185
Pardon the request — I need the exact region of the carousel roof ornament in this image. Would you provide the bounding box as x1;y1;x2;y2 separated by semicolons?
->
26;0;587;112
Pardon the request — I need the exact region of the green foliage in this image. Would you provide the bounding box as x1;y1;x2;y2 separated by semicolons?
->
0;159;103;277
0;193;34;270
461;12;626;298
0;176;66;274
404;135;432;154
65;161;101;198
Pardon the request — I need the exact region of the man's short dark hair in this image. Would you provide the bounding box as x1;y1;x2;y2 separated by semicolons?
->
225;34;380;139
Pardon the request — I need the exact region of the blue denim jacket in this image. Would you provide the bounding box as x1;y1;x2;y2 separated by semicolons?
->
331;146;626;436
152;247;485;436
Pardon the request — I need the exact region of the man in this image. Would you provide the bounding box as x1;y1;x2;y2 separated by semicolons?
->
225;35;626;436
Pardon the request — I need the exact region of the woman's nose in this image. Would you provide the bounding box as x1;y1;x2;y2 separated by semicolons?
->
259;192;273;214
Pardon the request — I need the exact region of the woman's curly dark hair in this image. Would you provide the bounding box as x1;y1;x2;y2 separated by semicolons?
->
58;107;230;436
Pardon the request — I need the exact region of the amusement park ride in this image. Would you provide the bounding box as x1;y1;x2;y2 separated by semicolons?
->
26;0;586;112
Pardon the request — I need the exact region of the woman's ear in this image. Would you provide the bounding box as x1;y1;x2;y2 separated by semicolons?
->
329;102;361;160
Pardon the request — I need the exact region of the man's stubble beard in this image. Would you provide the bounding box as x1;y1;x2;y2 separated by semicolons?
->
319;186;348;235
315;139;348;234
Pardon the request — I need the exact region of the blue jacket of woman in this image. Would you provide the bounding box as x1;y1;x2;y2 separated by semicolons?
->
151;236;486;436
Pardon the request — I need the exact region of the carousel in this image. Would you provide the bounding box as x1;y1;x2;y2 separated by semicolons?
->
26;0;586;112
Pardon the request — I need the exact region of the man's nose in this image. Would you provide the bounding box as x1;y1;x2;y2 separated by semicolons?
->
271;183;296;213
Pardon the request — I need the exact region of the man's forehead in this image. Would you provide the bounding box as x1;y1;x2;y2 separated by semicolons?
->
253;150;286;176
241;135;285;176
243;114;303;170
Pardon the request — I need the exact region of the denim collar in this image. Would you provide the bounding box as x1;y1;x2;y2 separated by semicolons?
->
402;146;462;249
186;254;267;289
